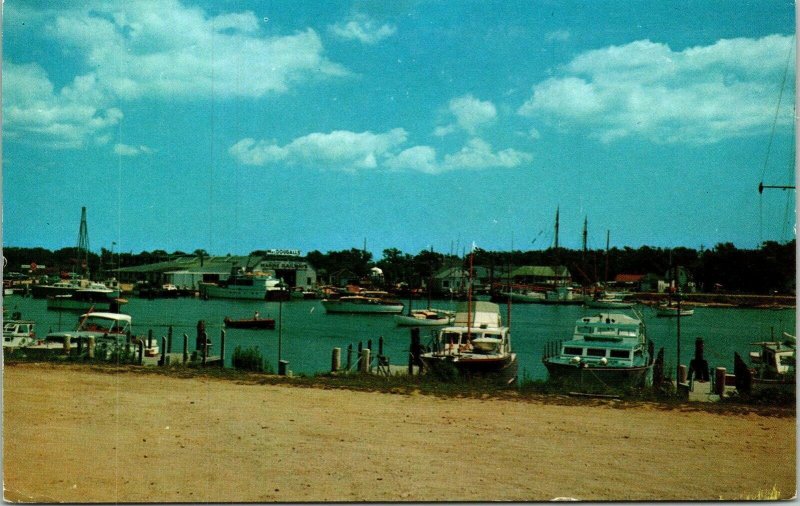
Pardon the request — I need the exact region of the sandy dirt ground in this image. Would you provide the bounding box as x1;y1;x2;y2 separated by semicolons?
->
3;363;796;502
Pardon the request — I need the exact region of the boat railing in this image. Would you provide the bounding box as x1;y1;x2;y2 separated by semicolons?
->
542;340;563;361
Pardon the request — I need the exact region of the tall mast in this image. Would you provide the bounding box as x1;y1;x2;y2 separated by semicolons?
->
77;207;90;279
554;206;560;249
582;216;588;262
604;229;610;286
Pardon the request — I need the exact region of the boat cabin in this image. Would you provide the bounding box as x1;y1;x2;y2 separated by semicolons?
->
77;313;132;335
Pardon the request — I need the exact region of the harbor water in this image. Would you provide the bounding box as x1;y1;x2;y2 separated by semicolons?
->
4;295;795;381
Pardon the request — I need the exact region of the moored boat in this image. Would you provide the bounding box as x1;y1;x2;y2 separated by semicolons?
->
30;279;82;299
584;292;635;309
733;333;795;395
223;316;276;329
199;269;284;300
394;309;454;326
3;319;36;349
542;311;655;388
47;286;127;312
321;291;404;314
655;303;695;317
419;301;517;384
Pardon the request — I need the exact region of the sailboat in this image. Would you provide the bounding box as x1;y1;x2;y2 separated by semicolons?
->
394;255;454;326
419;250;518;384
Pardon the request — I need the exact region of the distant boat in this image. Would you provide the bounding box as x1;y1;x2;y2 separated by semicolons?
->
321;291;404;314
47;285;127;312
499;289;546;303
394;309;454;326
223;316;276;330
734;334;795;395
584;291;635;309
199;270;284;300
542;311;655;388
30;279;82;299
419;301;517;384
655;303;695;317
3;319;36;349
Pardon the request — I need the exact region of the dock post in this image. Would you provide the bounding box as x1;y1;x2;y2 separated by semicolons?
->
409;327;421;375
368;339;372;353
715;367;727;396
88;336;96;359
379;336;384;356
358;341;363;354
346;344;353;370
138;340;144;365
77;337;83;356
220;329;226;368
167;326;173;353
678;364;688;384
63;335;71;355
161;337;167;366
278;360;289;376
202;336;207;367
148;329;153;350
332;347;341;372
182;333;189;364
359;348;371;373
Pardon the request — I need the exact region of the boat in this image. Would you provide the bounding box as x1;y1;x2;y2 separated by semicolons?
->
199;269;284;300
394;309;454;326
30;279;82;298
733;333;795;395
542;311;655;388
47;285;128;312
321;291;404;314
419;301;518;384
539;285;584;305
29;312;156;357
584;292;635;309
499;288;546;303
223;316;276;330
3;319;36;349
655;303;695;317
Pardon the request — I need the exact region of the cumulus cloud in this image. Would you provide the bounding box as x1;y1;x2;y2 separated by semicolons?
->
230;130;531;174
518;35;795;144
329;13;397;44
229;129;408;171
113;143;155;156
46;2;348;100
2;61;122;149
436;94;497;136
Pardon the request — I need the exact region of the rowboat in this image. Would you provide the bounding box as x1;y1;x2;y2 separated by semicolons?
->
223;316;276;329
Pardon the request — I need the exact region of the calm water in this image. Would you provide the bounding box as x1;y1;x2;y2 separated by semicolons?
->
4;295;796;380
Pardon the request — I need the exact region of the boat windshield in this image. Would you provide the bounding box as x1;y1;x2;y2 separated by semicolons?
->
79;317;128;334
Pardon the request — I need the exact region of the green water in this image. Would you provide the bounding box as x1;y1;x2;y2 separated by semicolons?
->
4;295;795;380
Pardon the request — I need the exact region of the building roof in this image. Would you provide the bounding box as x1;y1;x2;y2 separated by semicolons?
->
614;274;645;283
510;265;571;278
116;255;262;274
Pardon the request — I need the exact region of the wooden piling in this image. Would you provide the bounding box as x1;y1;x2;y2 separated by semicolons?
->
77;337;83;356
678;364;688;384
87;336;95;359
346;344;353;370
360;348;371;373
220;329;226;368
202;334;208;366
161;337;167;366
182;333;189;364
368;339;372;352
148;329;153;350
378;336;384;356
167;326;173;353
138;340;144;365
715;367;727;396
63;335;71;355
278;360;288;376
358;341;363;354
409;327;421;375
332;347;341;372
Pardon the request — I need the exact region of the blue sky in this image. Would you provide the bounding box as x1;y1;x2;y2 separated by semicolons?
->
2;0;796;258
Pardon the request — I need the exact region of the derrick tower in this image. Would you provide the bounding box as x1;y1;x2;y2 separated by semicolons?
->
77;207;90;278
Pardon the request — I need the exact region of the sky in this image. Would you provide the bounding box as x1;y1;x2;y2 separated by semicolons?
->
2;0;796;259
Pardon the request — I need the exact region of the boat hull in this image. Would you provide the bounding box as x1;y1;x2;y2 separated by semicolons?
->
584;300;635;309
47;296;127;312
223;318;276;330
321;300;404;314
200;283;265;300
393;312;453;326
655;308;694;317
421;353;518;384
543;360;653;388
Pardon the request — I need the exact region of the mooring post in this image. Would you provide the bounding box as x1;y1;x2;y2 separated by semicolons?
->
182;333;189;364
220;329;226;368
63;335;71;355
161;337;167;366
360;348;371;373
715;367;727;396
367;339;372;352
148;329;153;350
332;347;341;372
378;336;384;356
358;341;363;354
678;364;688;384
167;326;173;353
87;336;96;359
202;335;208;366
346;343;353;370
409;327;421;375
77;337;84;356
138;340;144;365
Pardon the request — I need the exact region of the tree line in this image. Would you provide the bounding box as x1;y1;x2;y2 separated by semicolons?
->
4;240;794;295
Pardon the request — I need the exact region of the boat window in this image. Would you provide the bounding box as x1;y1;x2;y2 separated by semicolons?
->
610;350;630;359
563;346;583;355
587;348;606;357
576;326;594;334
779;355;795;366
441;331;461;342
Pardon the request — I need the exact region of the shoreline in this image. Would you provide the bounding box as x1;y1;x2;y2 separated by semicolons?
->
3;362;796;502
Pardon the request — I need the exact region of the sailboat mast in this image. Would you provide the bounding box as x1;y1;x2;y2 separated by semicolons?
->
604;230;610;287
582;216;588;261
554;206;560;249
77;206;90;279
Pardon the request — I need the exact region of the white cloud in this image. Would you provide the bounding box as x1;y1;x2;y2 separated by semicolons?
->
436;94;497;136
2;61;122;149
518;35;795;144
45;1;347;100
230;130;531;174
229;129;408;171
329;13;397;44
114;143;155;156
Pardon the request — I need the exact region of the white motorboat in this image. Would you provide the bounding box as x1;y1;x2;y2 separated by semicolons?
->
394;309;454;326
3;320;36;349
321;291;404;314
199;270;283;300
